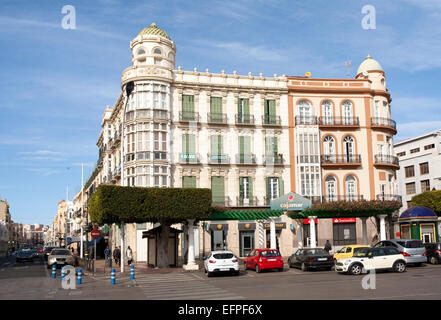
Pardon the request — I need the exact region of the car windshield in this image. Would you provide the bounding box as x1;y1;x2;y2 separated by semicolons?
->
260;250;280;257
405;240;424;248
213;253;234;259
44;247;55;252
353;248;370;256
304;249;327;255
51;249;70;255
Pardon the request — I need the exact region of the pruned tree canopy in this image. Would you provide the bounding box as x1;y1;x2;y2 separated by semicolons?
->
89;185;212;225
412;190;441;215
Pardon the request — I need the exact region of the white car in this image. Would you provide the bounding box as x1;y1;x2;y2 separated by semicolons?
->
204;251;240;277
335;247;407;275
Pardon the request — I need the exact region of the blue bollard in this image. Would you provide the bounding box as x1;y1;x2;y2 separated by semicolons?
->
77;268;82;285
51;265;56;278
111;269;115;285
130;265;135;280
61;267;65;281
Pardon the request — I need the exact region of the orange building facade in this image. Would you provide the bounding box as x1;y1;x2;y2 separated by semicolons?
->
286;56;400;247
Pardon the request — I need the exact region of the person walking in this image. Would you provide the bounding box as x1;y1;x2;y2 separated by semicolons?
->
324;240;332;254
104;246;111;268
126;246;133;266
113;246;121;266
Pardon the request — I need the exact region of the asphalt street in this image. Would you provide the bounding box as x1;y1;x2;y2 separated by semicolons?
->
1;256;441;300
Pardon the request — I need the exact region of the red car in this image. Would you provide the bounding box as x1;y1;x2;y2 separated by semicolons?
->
244;248;284;273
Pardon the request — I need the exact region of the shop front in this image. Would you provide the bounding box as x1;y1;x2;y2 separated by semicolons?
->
399;206;439;243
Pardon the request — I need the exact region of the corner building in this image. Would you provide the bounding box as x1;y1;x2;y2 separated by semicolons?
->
85;24;399;263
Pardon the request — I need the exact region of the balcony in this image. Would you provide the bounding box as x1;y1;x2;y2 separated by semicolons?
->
376;194;402;202
179;153;199;164
321;154;362;166
236;154;256;165
208;153;230;164
295;116;319;125
179;112;200;122
207;113;227;124
235;114;255;125
371;117;397;134
262;115;282;126
236;196;259;207
263;154;284;165
318;116;360;128
212;196;231;206
374;154;399;169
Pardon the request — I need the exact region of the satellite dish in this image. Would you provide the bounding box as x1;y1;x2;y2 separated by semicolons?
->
305;72;311;78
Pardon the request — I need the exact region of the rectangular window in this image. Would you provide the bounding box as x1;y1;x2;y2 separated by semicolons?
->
211;176;225;205
265;137;278;156
410;148;420;154
239;177;253;205
406;182;416;195
421;180;430;192
420;162;429;175
405;165;415;178
182;176;196;188
264;99;276;123
182;95;195;120
210;97;223;122
397;151;406;157
333;223;357;246
238;98;250;123
424;144;435;150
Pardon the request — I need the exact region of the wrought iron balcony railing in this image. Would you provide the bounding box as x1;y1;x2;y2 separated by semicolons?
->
263;155;284;165
262;115;282;126
295;116;319;125
374;154;399;166
207;113;227;124
318;116;360;126
235;114;255;125
321;154;362;164
179;153;199;164
371;117;397;130
208;153;230;164
236;154;256;164
236;196;258;207
212;196;230;206
376;194;402;202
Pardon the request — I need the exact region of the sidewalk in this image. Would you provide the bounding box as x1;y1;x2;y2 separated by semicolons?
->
79;258;205;275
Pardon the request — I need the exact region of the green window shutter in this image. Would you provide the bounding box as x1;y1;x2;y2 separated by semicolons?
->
244;136;251;155
183;176;196;188
239;177;244;200
278;177;284;197
238;99;243;119
265;137;273;156
273;137;278;155
211;135;219;155
269;100;276;117
243;99;250;122
188;134;195;154
182;134;188;153
266;177;270;202
219;135;223;154
211;177;225;203
239;136;244;155
249;177;253;203
182;95;194;120
210;97;222;121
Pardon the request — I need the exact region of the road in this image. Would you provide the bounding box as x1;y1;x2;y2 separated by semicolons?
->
1;256;441;300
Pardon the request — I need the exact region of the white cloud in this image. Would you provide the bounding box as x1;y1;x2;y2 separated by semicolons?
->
19;150;63;156
26;168;63;176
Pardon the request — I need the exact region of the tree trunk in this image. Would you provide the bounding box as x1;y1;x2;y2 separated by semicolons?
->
156;221;171;268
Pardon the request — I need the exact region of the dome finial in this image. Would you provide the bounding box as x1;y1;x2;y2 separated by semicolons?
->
151;22;157;27
366;54;372;59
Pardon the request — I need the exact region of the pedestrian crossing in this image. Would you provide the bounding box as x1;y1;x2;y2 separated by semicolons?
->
135;273;245;300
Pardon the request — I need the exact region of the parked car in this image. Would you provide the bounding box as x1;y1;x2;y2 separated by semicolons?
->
43;246;57;261
373;240;426;266
30;249;39;260
424;242;441;264
335;247;407;275
47;248;75;269
288;248;334;271
203;251;240;277
16;249;34;263
244;248;284;273
333;245;370;261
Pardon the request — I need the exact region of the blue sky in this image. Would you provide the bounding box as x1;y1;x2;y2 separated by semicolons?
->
1;0;441;225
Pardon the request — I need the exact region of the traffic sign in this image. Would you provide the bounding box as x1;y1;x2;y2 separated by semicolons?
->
91;229;101;239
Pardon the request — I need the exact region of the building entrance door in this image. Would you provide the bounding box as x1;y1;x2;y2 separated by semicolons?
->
421;225;434;243
240;231;254;257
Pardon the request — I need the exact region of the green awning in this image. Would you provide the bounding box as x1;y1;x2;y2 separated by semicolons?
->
209;209;286;221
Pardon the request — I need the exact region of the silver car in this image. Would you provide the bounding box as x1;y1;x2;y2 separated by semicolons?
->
47;248;75;269
373;240;427;265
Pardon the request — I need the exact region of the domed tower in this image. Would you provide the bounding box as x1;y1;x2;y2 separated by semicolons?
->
355;54;386;91
120;23;175;188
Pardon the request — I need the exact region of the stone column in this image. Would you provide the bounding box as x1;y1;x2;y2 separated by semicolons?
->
361;217;368;245
378;215;387;241
270;218;276;249
183;219;199;270
296;219;303;249
309;216;317;248
257;220;265;248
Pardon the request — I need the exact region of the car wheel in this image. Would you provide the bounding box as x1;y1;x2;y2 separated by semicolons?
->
349;263;363;275
255;264;261;273
278;268;283;272
393;261;406;273
301;263;308;272
430;257;438;265
206;271;212;277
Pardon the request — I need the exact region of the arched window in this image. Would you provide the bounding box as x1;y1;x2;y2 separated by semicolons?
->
137;48;146;55
153;48;162;55
345;175;357;201
298;100;313;124
325;175;337;202
343;136;355;162
321;101;333;124
167;52;174;60
342;101;353;125
323;136;336;162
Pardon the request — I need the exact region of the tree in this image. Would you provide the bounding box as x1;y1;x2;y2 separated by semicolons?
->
411;190;441;215
89;185;212;267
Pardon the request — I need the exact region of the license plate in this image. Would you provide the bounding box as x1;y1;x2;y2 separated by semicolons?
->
318;258;327;261
220;268;229;271
268;259;276;261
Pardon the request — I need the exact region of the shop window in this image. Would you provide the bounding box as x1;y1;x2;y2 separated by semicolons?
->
333;223;357;246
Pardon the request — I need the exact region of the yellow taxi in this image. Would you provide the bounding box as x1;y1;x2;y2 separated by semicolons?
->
333;245;370;261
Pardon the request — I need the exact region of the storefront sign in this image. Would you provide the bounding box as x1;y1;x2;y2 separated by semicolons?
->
238;223;256;231
303;219;318;225
270;192;312;211
209;224;228;232
263;222;286;230
333;218;356;224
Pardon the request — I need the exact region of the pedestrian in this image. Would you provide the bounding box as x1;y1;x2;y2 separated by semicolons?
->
104;246;111;267
113;246;120;266
324;240;332;254
126;246;133;266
